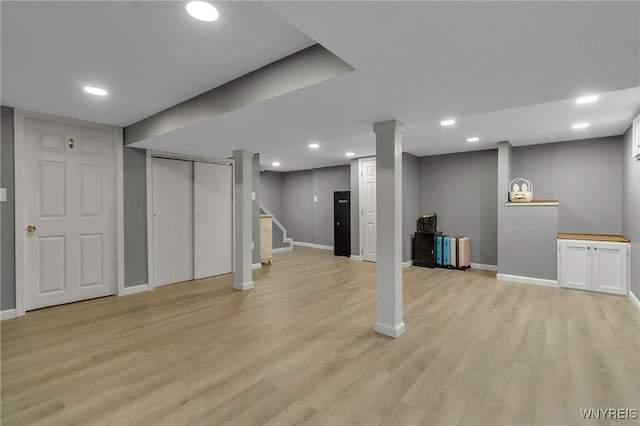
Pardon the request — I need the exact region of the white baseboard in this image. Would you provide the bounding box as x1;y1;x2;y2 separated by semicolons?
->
293;241;334;251
1;309;16;320
233;281;254;291
252;263;262;270
374;321;406;338
496;273;558;288
629;290;640;312
470;263;498;272
272;245;293;253
121;283;150;296
350;255;362;261
402;260;412;268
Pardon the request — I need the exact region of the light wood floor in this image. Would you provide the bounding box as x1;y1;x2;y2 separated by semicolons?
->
2;247;639;426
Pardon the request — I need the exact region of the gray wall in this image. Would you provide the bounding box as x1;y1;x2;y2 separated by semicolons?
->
1;106;15;310
281;165;350;247
261;171;284;220
622;125;640;297
500;205;558;280
402;153;420;263
123;147;148;287
283;170;314;243
312;166;350;247
350;159;359;256
512;136;624;234
252;154;260;264
419;149;499;265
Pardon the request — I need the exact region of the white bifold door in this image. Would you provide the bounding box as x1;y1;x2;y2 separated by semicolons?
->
22;118;116;310
152;158;232;287
360;158;377;262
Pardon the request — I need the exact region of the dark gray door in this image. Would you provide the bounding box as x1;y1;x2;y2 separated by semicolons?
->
334;191;350;257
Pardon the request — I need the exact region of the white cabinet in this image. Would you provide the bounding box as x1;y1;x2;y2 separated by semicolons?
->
558;239;629;295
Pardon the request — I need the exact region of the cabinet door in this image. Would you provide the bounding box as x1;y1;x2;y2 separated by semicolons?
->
591;243;628;295
559;241;591;290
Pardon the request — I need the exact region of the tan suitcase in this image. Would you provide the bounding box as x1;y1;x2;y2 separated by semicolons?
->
457;237;470;270
449;237;457;269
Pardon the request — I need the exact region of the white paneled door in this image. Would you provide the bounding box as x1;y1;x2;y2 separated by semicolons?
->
194;162;233;279
360;158;377;262
152;158;194;287
23;118;115;310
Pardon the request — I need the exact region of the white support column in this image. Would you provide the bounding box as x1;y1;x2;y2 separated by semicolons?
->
373;120;405;338
233;150;254;290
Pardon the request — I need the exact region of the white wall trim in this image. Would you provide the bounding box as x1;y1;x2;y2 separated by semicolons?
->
402;260;412;268
1;309;16;320
13;110;124;317
629;290;640;312
293;241;333;250
497;273;558;287
121;284;150;296
233;281;254;291
470;263;498;272
252;263;262;270
374;321;406;338
350;255;363;261
273;246;293;253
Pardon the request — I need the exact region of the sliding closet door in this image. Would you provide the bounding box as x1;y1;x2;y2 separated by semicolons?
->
194;162;233;279
152;158;194;286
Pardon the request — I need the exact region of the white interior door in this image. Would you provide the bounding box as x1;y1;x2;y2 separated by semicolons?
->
591;243;627;295
23;118;115;310
194;162;232;279
152;158;194;286
559;241;591;290
360;158;377;262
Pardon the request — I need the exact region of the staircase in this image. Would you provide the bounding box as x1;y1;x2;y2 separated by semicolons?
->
260;203;293;252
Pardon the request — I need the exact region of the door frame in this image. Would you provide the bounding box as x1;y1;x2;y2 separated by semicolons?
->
145;150;234;290
358;156;376;262
13;109;125;317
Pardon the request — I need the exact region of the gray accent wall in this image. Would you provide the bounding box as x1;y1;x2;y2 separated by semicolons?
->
123;147;148;287
500;205;559;281
312;166;350;247
622;125;640;297
281;165;350;247
283;170;313;243
419;149;499;265
402;153;420;263
1;106;15;310
512;137;624;234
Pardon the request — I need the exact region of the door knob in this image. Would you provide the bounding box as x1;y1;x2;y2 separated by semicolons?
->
26;224;36;233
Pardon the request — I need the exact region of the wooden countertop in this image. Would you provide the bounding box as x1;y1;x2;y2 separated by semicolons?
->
557;232;630;243
505;199;559;206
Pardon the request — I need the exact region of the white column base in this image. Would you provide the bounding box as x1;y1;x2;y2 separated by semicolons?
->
374;321;406;338
233;281;254;291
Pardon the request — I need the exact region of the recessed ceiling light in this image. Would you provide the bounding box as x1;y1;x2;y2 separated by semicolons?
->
467;137;479;143
83;86;108;96
572;122;590;130
345;152;355;157
272;161;280;167
186;1;219;22
440;119;456;126
308;143;320;149
575;95;598;105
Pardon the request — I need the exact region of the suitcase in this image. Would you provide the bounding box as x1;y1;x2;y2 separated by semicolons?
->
435;235;443;266
449;236;458;269
457;237;471;270
413;232;435;268
443;236;451;267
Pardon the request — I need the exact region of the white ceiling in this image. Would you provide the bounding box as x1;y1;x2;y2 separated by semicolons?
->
0;1;314;126
3;1;640;171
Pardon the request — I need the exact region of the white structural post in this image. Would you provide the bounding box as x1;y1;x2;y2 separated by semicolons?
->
233;150;254;290
373;120;405;338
